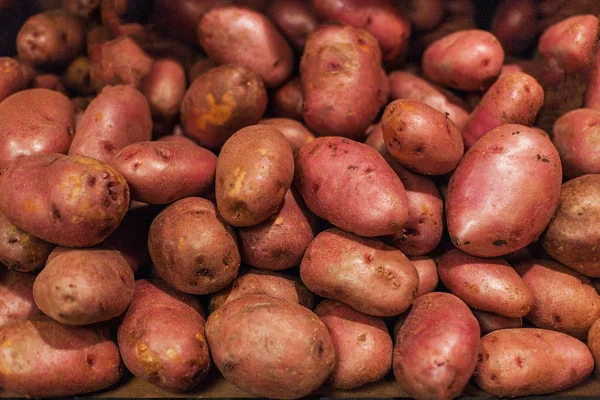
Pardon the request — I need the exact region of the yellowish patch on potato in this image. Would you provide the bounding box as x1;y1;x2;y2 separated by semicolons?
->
22;199;42;213
71;215;85;224
305;135;314;143
1;340;11;348
273;216;284;226
196;92;235;130
95;113;103;121
421;203;431;216
165;348;179;360
229;167;247;196
259;148;267;156
137;343;148;352
178;236;185;249
195;332;204;342
399;102;416;112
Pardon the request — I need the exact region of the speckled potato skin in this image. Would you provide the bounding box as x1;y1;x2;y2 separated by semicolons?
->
515;259;600;340
216;125;294;227
180;64;267;151
197;5;294;88
393;292;480;400
446;124;562;257
0;269;39;327
295;137;409;237
0;154;130;248
587;319;600;378
259;118;315;155
117;279;210;392
0;88;74;169
0;58;25;103
148;197;240;295
410;256;439;297
300;228;418;317
0;213;54;273
438;249;533;318
474;328;594;397
206;295;335;399
300;24;383;139
272;77;304;120
315;300;392;389
209;268;315;313
422;29;504;91
472;310;522;335
0;316;123;397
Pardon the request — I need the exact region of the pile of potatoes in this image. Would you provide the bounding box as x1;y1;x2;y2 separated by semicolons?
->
1;0;600;398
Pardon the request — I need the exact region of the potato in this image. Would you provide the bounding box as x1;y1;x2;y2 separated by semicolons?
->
588;319;600;378
63;0;99;19
0;213;54;273
381;99;464;175
140;58;187;122
422;29;504;91
438;248;533;318
0;269;39;327
472;310;522;335
206;295;335;399
63;56;94;96
300;24;383;139
394;292;480;399
0;316;122;397
180;64;267;151
117;279;210;392
148;197;240;294
462;72;544;148
397;0;444;31
585;48;600;111
259;118;315;155
272;77;303;120
315;300;392;389
209;268;315;313
32;73;67;94
265;0;317;49
446;124;562;257
474;328;594;397
198;5;294;88
410;256;438;297
0;154;130;248
0;57;25;103
301;228;418;317
86;25;112;63
91;36;153;88
70;85;153;163
295;137;409;237
515;259;600;340
0;88;74;169
490;0;537;55
216;125;294;227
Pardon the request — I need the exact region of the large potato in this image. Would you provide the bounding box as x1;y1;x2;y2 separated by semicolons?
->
0;269;39;327
0;212;54;273
472;310;522;335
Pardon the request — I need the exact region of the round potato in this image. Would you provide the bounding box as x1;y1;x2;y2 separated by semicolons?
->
0;269;39;327
397;0;444;31
271;77;304;120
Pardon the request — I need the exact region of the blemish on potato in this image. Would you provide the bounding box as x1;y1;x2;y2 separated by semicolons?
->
229;167;247;196
178;237;185;249
196;92;235;130
493;239;508;246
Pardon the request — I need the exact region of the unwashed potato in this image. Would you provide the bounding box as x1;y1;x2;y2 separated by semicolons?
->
410;256;439;297
472;310;523;335
265;0;317;49
0;269;39;327
259;118;315;155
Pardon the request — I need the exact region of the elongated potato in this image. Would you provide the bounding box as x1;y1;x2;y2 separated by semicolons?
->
410;256;438;297
472;310;522;335
259;118;315;155
0;269;39;327
0;212;54;273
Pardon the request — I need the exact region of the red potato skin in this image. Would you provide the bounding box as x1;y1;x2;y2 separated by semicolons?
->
474;328;594;397
315;300;392;389
446;124;562;257
490;0;537;55
63;0;100;19
472;310;522;335
0;212;54;273
140;59;187;120
398;0;444;31
265;0;318;49
295;137;409;237
393;292;480;400
0;88;74;169
588;319;600;378
32;74;67;95
586;48;600;111
272;77;304;121
0;270;39;327
69;85;153;164
462;72;544;148
422;29;505;91
197;5;294;88
259;118;315;155
410;256;438;297
0;58;24;103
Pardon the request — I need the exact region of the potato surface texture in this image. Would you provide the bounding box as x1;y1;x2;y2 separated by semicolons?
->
0;270;39;327
0;212;54;273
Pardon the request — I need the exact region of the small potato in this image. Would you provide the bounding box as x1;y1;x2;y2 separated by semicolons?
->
490;0;537;55
259;118;315;155
300;228;418;317
446;124;562;257
0;269;39;327
422;29;504;91
91;36;153;88
180;64;267;151
117;279;210;392
381;99;464;175
585;48;600;111
111;140;217;205
472;310;522;335
148;197;241;295
588;319;600;378
70;85;152;163
63;56;94;96
216;125;294;227
474;328;594;397
0;57;25;103
32;74;67;94
0;316;123;397
198;5;294;88
515;259;600;340
315;300;392;389
0;154;130;248
438;248;533;318
206;295;335;399
265;0;317;49
140;58;187;121
272;77;304;120
0;212;54;273
410;256;438;297
394;292;480;399
188;57;216;82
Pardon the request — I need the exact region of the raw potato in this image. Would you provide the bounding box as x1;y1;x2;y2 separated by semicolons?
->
588;319;600;378
410;256;439;297
0;212;54;273
91;36;154;88
215;125;294;227
0;269;39;327
472;310;522;335
206;295;335;399
586;48;600;110
398;0;444;31
0;316;123;397
315;300;392;389
300;228;418;317
394;292;480;399
490;0;537;55
117;279;210;392
32;74;67;94
272;77;304;120
259;118;315;155
0;154;130;248
0;57;24;103
63;57;94;95
474;328;594;397
140;58;187;121
265;0;318;49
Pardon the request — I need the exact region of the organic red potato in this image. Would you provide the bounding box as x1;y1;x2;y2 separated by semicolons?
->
0;57;24;103
472;310;522;335
259;118;315;155
0;212;54;273
265;0;317;49
490;0;537;55
271;77;304;120
410;256;438;297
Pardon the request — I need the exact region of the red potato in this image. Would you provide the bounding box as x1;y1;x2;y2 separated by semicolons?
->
446;124;562;257
588;319;600;378
422;29;505;91
472;310;522;335
63;57;94;96
63;0;100;19
585;48;600;111
140;58;187;121
364;123;385;154
0;269;39;327
0;57;25;103
32;73;67;94
397;0;444;31
259;118;315;155
265;0;318;49
272;77;304;121
410;256;438;297
394;292;480;400
0;213;54;273
490;0;538;55
152;0;215;45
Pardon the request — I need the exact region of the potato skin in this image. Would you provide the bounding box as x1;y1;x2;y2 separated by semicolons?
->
272;77;304;120
216;125;294;227
585;48;600;111
0;316;123;397
117;279;210;392
300;228;418;317
422;29;504;91
148;197;241;294
259;118;315;155
265;0;317;49
140;58;187;120
490;0;537;55
0;154;130;248
295;137;409;237
410;256;438;297
0;57;25;103
206;295;335;399
472;310;522;335
446;124;562;257
398;0;444;31
0;212;54;273
0;88;74;169
515;259;600;340
315;300;392;389
91;36;154;88
588;319;600;378
393;292;480;400
474;328;594;397
0;269;39;327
